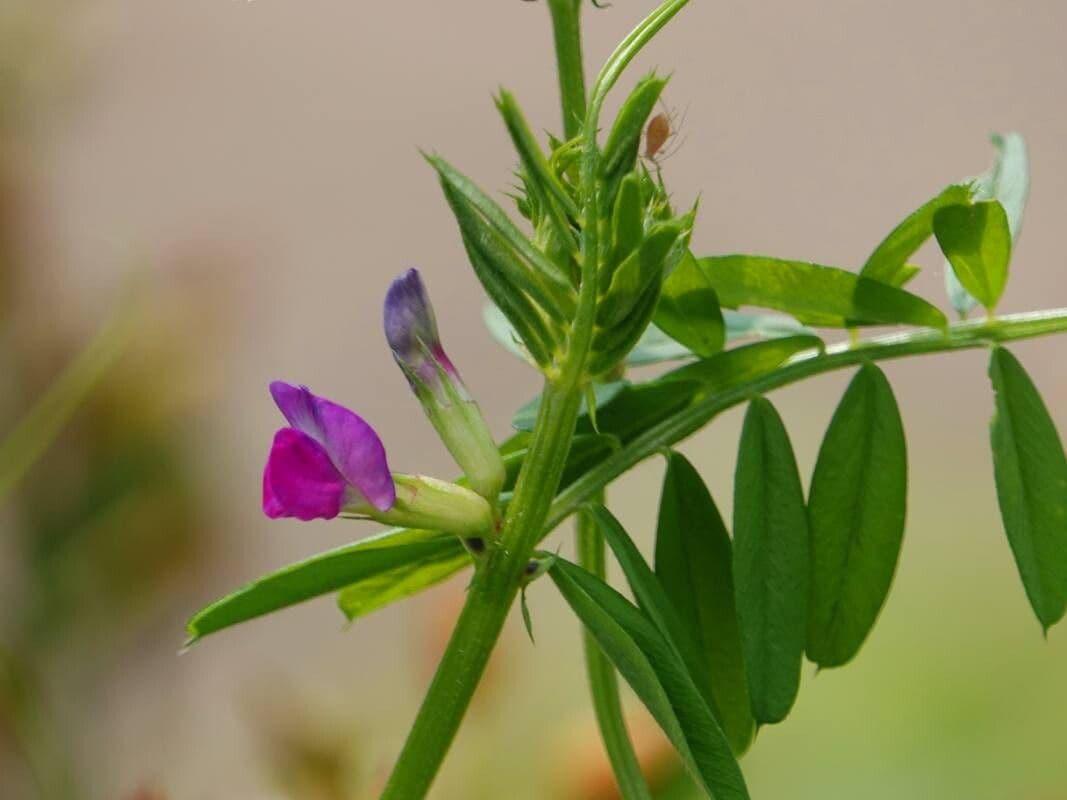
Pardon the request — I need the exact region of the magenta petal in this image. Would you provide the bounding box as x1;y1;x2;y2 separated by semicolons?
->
262;468;285;518
314;397;396;511
268;381;396;512
270;382;320;437
262;428;347;521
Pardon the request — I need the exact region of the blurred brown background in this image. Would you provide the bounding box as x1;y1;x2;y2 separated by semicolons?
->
2;1;1066;798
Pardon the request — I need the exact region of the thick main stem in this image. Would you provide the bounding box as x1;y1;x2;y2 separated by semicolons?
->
381;380;584;799
547;0;587;139
577;501;653;800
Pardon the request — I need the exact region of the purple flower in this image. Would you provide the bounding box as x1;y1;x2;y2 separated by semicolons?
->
383;268;505;503
262;382;395;521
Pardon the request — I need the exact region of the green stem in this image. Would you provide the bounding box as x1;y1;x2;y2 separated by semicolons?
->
577;501;653;800
381;378;584;799
547;0;587;139
546;309;1067;532
381;6;605;792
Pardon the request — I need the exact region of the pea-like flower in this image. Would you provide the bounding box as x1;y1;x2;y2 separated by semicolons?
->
263;381;493;536
384;268;505;503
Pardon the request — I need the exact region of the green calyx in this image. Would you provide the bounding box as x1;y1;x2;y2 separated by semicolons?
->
428;399;506;506
347;474;494;538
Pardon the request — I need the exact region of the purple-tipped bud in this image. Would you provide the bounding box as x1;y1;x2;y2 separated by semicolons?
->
384;268;505;503
383;268;462;399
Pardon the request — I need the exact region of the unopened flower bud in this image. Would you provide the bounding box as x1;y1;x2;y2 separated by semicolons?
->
384;268;505;504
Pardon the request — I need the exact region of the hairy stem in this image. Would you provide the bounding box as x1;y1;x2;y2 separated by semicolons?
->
577;501;653;800
547;0;587;139
381;380;583;799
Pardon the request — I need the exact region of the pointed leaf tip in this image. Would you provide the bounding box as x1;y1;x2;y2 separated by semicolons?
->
934;200;1011;312
988;347;1067;630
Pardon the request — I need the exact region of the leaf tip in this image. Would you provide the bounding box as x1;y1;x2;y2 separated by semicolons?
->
420;150;445;172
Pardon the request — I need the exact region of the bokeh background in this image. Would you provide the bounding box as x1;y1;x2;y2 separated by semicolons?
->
2;1;1066;798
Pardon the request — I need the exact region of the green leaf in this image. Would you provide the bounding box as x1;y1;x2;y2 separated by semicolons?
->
599;220;687;327
186;528;467;643
584;384;603;433
483;302;537;366
985;133;1030;241
655;453;754;754
441;179;572;317
933;200;1011;312
550;557;750;800
495;89;580;220
520;587;535;644
588;279;664;377
625;323;696;366
733;398;809;725
591;505;696;653
723;310;815;342
806;364;908;667
512;381;628;432
582;380;701;444
696;254;948;330
988;347;1067;631
655;251;726;358
454;210;557;367
337;548;471;622
611;173;646;266
591;504;749;754
661;336;823;388
860;183;972;286
430;154;575;309
495;89;580;263
600;73;668;181
946;133;1030;316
